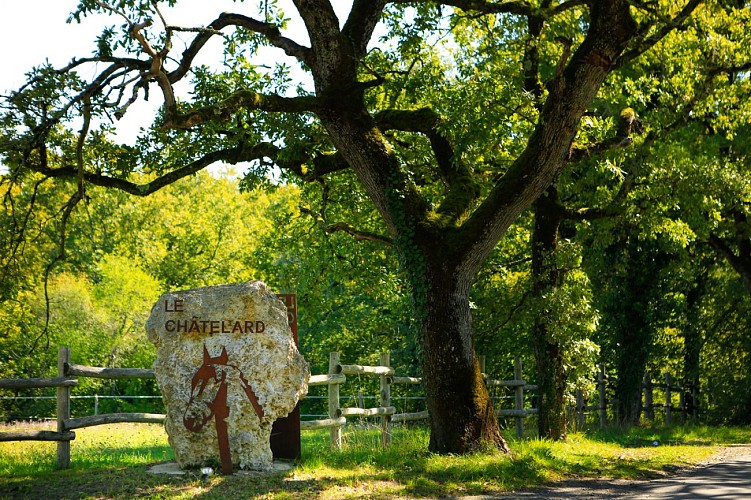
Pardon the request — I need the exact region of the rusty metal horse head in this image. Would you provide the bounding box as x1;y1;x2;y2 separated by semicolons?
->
183;344;264;474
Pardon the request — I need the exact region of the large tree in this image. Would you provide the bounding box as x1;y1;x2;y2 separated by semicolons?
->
0;0;716;452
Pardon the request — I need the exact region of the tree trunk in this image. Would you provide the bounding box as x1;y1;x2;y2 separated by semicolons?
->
420;267;509;453
615;335;648;425
683;274;705;419
531;188;568;440
612;246;656;426
534;338;567;438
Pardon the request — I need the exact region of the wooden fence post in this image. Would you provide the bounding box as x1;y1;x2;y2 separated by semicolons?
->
680;381;686;425
644;372;654;421
598;364;607;428
56;346;71;469
328;352;342;450
691;382;698;423
575;389;585;431
514;357;524;438
380;352;391;447
665;373;672;425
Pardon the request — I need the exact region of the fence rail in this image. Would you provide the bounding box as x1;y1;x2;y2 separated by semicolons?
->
0;347;542;462
0;347;167;468
302;352;539;449
3;347;699;460
12;346;702;466
570;365;699;429
64;363;155;380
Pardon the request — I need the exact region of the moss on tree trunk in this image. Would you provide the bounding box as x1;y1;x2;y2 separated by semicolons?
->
419;269;509;453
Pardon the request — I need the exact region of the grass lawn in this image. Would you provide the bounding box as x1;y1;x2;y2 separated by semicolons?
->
1;421;749;499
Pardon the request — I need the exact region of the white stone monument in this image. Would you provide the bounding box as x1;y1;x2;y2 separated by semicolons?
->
146;281;308;473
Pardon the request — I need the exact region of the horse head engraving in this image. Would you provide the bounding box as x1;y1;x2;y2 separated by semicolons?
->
183;344;264;474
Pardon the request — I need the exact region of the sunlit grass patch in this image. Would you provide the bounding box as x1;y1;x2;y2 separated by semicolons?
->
0;422;749;498
0;421;172;477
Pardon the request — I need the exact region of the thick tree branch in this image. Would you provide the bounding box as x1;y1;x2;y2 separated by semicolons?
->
388;0;585;16
452;0;638;274
292;0;361;89
298;151;351;181
169;12;312;83
375;108;454;175
24;145;272;196
343;1;388;58
375;107;480;222
23;138;350;197
388;0;534;16
253;143;351;181
161;91;320;129
129;20;176;116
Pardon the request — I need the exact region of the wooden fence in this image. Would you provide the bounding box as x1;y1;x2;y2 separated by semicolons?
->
571;365;699;429
1;347;697;466
0;347;163;468
0;347;541;464
299;352;539;449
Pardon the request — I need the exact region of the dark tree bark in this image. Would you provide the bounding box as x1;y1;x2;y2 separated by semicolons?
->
683;274;705;420
421;265;508;452
531;187;568;440
608;239;668;425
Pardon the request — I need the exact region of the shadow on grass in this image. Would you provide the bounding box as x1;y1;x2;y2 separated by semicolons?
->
0;463;343;500
2;424;748;499
0;442;546;498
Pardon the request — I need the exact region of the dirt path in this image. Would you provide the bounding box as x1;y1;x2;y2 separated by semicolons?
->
469;446;751;499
